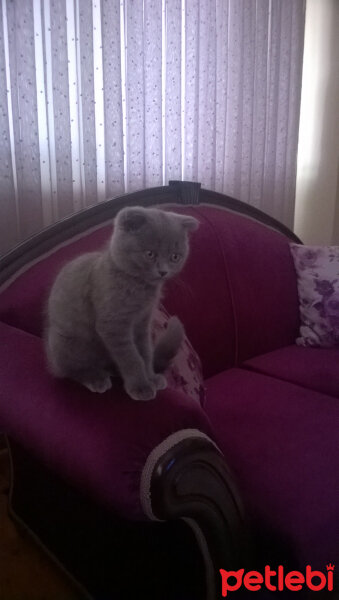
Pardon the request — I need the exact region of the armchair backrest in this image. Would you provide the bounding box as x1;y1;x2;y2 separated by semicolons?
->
162;204;300;376
0;185;301;378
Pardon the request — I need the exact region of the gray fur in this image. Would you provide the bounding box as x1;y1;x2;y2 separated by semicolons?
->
45;206;198;400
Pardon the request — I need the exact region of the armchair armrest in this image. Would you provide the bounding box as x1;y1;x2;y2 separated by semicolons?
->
141;432;248;600
0;321;249;598
0;321;213;519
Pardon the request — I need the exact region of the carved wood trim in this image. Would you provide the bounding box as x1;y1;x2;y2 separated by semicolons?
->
199;187;301;243
0;182;301;287
149;436;250;599
169;180;201;205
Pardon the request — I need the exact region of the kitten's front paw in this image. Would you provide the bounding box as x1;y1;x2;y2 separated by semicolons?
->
151;373;167;391
83;376;112;394
125;380;156;401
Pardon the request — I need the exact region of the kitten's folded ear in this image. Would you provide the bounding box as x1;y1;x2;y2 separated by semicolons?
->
116;207;147;232
177;215;199;232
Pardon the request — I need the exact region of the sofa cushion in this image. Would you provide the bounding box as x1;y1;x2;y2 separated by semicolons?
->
290;244;339;347
192;205;300;362
0;321;213;520
153;306;205;405
0;224;112;338
204;368;339;569
243;345;339;398
158;206;237;377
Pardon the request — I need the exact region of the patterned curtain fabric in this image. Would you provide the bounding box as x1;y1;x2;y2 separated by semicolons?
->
0;0;305;255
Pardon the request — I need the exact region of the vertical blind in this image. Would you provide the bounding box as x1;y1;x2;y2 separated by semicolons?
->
0;0;305;255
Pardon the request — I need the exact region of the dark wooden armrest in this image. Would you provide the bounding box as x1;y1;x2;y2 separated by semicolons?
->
145;435;250;600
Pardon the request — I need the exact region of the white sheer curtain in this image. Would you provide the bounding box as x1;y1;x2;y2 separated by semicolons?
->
0;0;305;255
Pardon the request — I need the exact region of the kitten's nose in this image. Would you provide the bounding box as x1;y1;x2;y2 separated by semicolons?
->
159;270;168;278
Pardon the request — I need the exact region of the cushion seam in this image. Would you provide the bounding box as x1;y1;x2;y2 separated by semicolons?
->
0;320;42;340
191;207;239;366
239;362;338;399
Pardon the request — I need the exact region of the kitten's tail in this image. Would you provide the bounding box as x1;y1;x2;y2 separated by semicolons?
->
153;316;184;373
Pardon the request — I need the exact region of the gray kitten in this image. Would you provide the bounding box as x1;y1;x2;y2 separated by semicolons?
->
45;206;198;401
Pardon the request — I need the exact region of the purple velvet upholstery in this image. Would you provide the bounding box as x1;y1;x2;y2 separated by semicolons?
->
161;206;237;377
204;368;339;569
0;202;338;582
244;345;339;398
0;225;112;338
190;206;301;362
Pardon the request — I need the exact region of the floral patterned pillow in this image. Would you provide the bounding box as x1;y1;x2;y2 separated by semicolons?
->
153;305;205;405
290;244;339;347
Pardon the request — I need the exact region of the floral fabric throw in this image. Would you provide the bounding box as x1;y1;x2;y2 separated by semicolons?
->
153;306;205;405
290;244;339;347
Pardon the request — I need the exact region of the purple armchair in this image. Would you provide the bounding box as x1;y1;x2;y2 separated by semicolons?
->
0;182;338;599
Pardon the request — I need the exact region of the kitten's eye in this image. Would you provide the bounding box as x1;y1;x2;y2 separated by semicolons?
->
145;250;156;260
171;253;181;263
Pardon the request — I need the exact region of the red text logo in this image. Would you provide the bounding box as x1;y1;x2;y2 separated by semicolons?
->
219;564;335;596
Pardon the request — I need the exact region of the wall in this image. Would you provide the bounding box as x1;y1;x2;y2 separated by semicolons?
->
294;0;339;244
